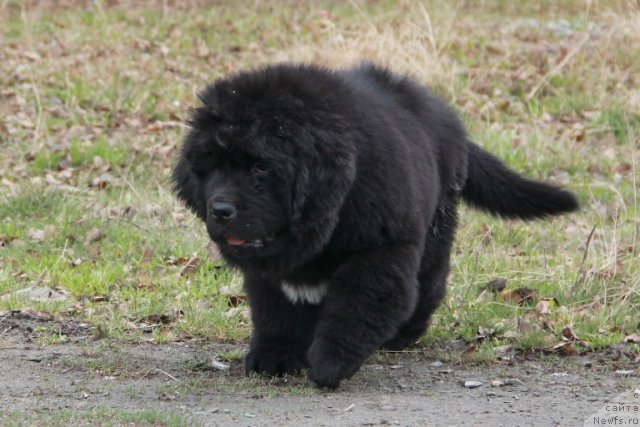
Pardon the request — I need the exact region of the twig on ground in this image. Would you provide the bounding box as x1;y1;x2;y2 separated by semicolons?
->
155;368;180;382
337;403;355;414
573;225;597;292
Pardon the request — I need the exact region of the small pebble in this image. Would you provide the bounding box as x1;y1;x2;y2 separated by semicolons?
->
195;408;219;416
210;360;230;371
430;361;444;368
464;381;482;388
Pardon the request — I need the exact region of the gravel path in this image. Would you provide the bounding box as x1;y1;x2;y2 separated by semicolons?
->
1;316;637;426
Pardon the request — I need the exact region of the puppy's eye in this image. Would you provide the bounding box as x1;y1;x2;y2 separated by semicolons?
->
252;162;269;175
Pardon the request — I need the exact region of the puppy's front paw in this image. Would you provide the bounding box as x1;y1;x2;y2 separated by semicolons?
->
307;341;362;389
245;349;308;377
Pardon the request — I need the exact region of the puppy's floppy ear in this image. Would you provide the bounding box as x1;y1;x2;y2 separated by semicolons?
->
171;129;211;221
171;155;207;221
291;166;309;223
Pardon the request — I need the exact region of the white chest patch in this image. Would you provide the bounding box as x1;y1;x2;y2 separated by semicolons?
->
281;282;328;305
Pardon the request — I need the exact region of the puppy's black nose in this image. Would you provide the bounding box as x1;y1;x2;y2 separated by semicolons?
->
211;201;236;221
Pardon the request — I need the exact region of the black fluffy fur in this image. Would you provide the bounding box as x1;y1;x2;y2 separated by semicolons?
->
172;63;578;389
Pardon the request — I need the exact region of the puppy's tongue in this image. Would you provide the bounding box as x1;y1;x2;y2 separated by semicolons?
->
226;236;246;246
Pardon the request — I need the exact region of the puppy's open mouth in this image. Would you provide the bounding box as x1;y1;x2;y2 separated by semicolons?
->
225;235;265;248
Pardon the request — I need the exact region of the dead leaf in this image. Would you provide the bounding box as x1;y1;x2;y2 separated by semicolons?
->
502;288;538;305
535;298;558;315
179;254;199;277
614;162;632;175
549;340;574;355
624;334;640;344
165;255;190;266
91;173;113;189
536;300;551;315
158;391;177;401
145;120;182;132
562;326;578;341
146;121;164;132
86;228;104;242
0;236;11;247
227;295;247;307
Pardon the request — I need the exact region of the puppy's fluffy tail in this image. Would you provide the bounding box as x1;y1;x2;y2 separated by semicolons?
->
461;141;579;220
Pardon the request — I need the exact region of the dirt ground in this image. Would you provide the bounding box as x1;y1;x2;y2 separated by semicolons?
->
1;315;638;427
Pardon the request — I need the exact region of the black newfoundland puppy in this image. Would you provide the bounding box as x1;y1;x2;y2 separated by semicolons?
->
172;63;578;388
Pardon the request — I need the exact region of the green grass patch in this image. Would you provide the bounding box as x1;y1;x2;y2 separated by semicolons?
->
1;406;190;427
0;0;638;365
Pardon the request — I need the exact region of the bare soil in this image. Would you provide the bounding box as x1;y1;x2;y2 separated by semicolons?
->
0;315;637;426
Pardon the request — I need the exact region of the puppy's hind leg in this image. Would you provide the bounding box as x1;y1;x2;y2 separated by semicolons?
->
382;204;458;350
244;274;321;377
381;259;448;350
307;243;421;388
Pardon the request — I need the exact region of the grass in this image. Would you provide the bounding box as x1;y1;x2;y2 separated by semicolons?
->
1;0;639;378
1;407;190;427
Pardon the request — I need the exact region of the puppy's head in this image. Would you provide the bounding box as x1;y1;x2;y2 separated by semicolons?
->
172;64;356;266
